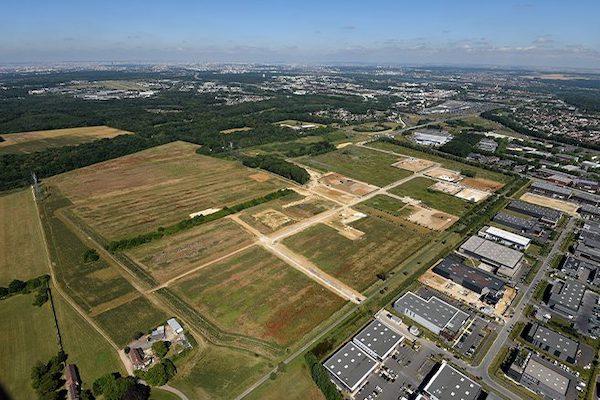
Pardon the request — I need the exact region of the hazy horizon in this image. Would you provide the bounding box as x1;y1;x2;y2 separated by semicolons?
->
2;0;599;70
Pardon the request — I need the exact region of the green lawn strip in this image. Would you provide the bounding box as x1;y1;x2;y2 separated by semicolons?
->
0;294;59;400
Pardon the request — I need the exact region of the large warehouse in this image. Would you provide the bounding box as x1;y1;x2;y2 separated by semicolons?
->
324;341;377;393
479;225;531;250
352;320;403;360
393;292;469;337
524;323;579;364
422;361;484;400
506;199;562;226
548;279;586;317
459;236;524;278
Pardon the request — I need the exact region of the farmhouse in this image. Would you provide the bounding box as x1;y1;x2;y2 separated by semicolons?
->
433;254;505;304
421;361;483;400
129;347;152;370
524;323;579;363
65;364;81;400
506;199;562;227
393;292;469;337
459;236;524;278
548;279;586;317
324;341;377;393
479;225;531;250
352;320;403;360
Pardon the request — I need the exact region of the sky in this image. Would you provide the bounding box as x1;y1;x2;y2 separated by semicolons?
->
1;0;600;69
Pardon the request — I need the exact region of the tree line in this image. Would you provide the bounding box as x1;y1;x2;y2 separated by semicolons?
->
240;155;310;184
0;274;50;307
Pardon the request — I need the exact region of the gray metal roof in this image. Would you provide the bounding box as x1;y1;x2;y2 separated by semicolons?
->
324;341;377;392
434;254;505;293
528;323;579;360
580;204;600;216
460;236;523;269
531;181;572;196
549;279;586;313
353;320;402;359
394;292;469;333
507;199;562;222
493;211;536;230
523;355;571;396
424;362;482;400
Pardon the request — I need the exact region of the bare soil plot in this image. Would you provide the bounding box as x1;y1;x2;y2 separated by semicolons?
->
325;209;367;240
319;172;379;196
283;213;432;291
126;218;254;283
301;145;411;187
0;189;48;286
389;177;472;216
48;141;287;240
172;246;345;346
455;187;491;203
430;181;462;195
392;157;434;172
220;127;253;135
311;185;356;204
0;126;132;154
519;193;580;216
424;167;463;182
406;205;459;231
238;192;334;234
461;177;504;192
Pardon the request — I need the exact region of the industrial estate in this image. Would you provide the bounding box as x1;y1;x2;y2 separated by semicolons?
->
1;60;600;400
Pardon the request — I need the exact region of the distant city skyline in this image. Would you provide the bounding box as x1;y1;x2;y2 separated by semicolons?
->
2;0;599;69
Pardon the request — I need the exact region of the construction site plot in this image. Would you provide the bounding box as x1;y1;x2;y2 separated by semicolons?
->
424;167;463;182
419;268;516;318
430;181;462;195
520;192;580;215
461;177;504;192
455;187;491;203
318;172;379;196
392;157;435;173
405;205;459;231
324;208;367;240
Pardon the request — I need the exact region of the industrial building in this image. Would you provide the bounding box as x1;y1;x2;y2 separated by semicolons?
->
324;341;378;393
479;225;531;250
393;292;469;337
412;129;452;147
352;320;403;360
571;191;600;206
477;138;498;153
524;323;579;363
509;352;575;400
579;204;600;221
421;361;484;400
506;199;562;227
459;236;524;278
492;211;544;237
433;254;505;304
548;279;586;317
531;181;572;199
574;241;600;264
561;256;600;286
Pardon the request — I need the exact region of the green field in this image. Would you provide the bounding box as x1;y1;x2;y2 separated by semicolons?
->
360;194;410;217
0;126;132;155
150;388;181;400
300;145;411;187
283;213;432;291
172;344;270;400
126;218;254;283
173;246;345;346
0;294;59;400
389;177;472;216
0;189;49;286
40;192;136;313
94;296;168;347
246;357;324;400
53;289;125;385
369;141;511;183
49;141;287;241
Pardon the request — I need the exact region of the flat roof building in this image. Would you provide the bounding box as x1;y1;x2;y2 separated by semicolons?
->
506;200;562;226
394;292;469;336
531;181;572;199
412;130;452;147
423;361;483;400
324;341;377;393
459;236;524;275
561;256;599;285
493;211;539;234
579;204;600;221
524;323;579;363
352;320;403;360
479;225;531;250
548;279;586;316
572;191;600;206
433;254;505;303
520;354;573;400
575;241;600;265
